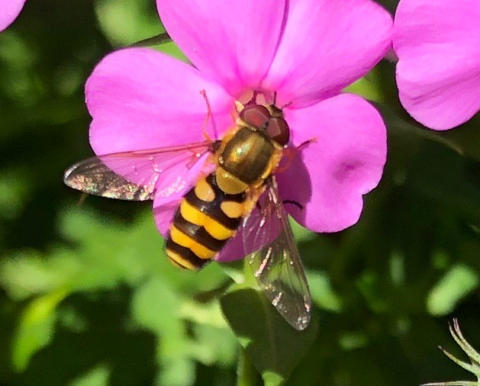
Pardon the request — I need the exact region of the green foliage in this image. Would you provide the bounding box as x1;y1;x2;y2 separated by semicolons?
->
427;265;479;316
94;0;162;46
1;208;235;385
70;365;110;386
307;271;343;313
94;0;188;62
12;288;68;371
1;1;480;386
344;68;384;103
221;286;317;385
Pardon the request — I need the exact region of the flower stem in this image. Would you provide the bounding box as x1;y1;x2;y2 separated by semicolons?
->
237;348;257;386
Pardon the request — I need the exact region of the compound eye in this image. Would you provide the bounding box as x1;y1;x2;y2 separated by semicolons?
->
266;117;290;146
239;104;270;129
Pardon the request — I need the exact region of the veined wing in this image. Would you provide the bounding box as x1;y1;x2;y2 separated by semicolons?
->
64;141;211;201
242;177;312;331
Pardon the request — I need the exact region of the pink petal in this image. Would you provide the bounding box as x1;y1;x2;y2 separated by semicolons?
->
215;232;244;262
277;93;387;232
0;0;25;32
153;199;178;237
156;0;286;97
262;0;392;107
394;0;480;130
86;48;233;204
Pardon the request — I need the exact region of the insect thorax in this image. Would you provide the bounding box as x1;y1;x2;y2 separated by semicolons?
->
216;125;281;195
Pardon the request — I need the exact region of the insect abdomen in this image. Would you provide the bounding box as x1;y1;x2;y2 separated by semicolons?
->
166;173;247;270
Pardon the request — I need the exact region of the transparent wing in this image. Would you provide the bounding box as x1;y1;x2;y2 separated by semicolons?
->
242;177;312;330
64;141;211;201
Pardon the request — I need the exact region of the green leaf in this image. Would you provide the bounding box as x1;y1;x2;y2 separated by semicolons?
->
339;331;368;351
156;41;189;62
389;252;406;286
220;286;317;384
237;347;259;386
131;276;237;385
131;277;196;386
179;299;227;328
0;249;82;300
427;264;479;316
440;115;480;161
94;0;162;46
290;218;316;244
263;371;285;386
12;288;68;371
69;365;110;386
307;271;343;312
131;276;181;335
344;70;383;102
0;168;31;220
156;358;195;386
220;259;247;285
95;0;188;63
380;105;466;156
356;271;388;313
190;324;237;366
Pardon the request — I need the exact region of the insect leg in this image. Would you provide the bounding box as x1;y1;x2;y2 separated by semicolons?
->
199;89;217;141
77;192;88;206
275;147;297;173
297;137;317;151
283;200;303;210
276;137;318;174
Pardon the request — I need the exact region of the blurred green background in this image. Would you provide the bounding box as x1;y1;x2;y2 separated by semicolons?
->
1;0;480;385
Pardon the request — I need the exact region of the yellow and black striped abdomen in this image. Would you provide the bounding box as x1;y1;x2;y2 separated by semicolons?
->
166;173;247;270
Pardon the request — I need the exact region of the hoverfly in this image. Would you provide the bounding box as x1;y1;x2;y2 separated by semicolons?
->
64;93;312;330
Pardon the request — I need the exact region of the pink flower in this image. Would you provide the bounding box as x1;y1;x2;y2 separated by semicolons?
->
86;0;392;261
394;0;480;130
0;0;26;32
